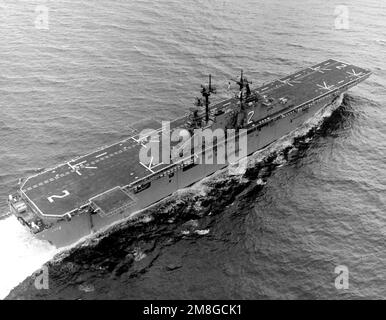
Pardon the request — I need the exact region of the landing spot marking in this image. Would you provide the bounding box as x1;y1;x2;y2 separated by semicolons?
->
139;156;159;173
317;81;334;91
310;66;331;74
347;69;364;77
278;78;300;87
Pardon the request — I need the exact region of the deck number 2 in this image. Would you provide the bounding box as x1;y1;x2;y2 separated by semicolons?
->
247;111;255;124
47;190;70;203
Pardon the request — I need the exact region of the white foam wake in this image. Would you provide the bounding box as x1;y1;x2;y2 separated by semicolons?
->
0;215;57;299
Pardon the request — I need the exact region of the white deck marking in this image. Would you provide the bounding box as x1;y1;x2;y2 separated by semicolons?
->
279;79;293;86
223;102;231;107
95;152;107;158
68;161;84;176
150;161;165;169
310;66;331;74
336;63;347;70
139;162;154;173
317;81;334;91
47;190;70;203
139;156;156;173
131;127;163;144
347;69;364;77
278;78;301;87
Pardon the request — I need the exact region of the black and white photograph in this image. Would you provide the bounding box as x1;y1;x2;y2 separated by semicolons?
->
0;0;384;305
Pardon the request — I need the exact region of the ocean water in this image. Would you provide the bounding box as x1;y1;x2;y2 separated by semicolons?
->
0;0;385;299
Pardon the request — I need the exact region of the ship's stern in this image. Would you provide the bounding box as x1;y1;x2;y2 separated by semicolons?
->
8;193;44;234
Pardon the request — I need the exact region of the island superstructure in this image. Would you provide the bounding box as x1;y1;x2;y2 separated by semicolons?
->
8;59;371;247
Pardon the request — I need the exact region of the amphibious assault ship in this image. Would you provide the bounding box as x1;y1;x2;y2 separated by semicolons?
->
8;59;371;248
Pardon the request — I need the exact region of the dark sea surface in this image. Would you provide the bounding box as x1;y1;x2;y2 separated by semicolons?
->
0;0;385;299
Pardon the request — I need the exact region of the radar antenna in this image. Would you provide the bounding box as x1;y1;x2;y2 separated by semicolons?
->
230;69;252;97
194;97;203;107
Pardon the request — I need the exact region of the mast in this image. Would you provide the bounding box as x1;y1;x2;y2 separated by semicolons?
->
200;74;216;123
206;74;211;123
231;69;252;97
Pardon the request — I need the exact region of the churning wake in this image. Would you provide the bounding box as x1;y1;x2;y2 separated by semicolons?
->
0;215;57;299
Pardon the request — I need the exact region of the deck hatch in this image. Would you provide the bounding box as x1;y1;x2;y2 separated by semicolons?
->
90;187;137;218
